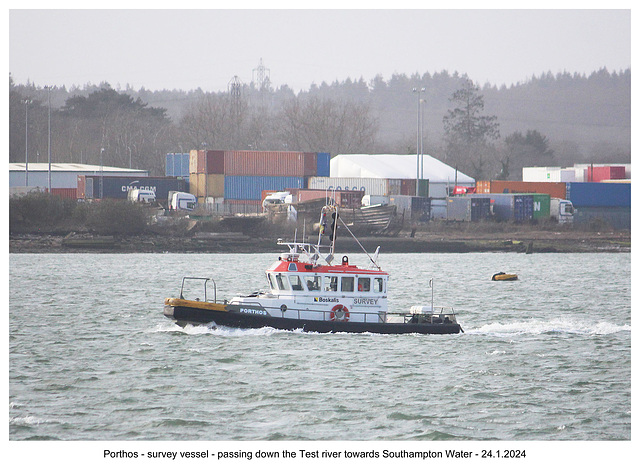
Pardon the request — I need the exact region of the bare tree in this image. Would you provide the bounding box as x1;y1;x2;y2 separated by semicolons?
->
278;96;377;154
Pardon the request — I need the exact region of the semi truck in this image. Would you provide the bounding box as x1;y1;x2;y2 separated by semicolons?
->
168;191;197;211
127;188;156;203
550;198;575;224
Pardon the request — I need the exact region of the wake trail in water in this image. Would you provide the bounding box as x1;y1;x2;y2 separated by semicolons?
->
464;318;630;336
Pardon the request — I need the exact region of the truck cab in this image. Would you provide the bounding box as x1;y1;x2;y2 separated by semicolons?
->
169;191;197;211
551;198;575;224
128;188;156;203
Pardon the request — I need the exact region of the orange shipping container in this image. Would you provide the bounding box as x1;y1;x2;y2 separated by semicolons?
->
476;180;566;199
189;173;224;198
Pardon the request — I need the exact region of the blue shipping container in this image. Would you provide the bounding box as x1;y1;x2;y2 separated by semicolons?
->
469;193;533;221
566;182;630;207
82;175;187;201
165;153;190;177
317;153;331;177
224;176;307;200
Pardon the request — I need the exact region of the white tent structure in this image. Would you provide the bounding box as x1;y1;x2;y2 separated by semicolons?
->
330;154;474;184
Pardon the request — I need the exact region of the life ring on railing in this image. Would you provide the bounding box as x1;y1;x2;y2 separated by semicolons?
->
330;304;350;322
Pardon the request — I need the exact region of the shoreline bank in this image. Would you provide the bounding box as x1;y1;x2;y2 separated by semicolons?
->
9;230;631;254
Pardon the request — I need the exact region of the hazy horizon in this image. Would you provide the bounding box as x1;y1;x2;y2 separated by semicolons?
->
9;9;631;93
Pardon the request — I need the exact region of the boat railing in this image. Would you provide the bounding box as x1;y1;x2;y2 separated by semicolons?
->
180;276;217;303
226;300;456;324
388;306;458;324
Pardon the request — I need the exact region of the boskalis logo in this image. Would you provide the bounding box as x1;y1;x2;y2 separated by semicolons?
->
314;297;339;303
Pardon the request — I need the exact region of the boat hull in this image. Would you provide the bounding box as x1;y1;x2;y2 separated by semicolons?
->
492;274;518;281
164;299;462;335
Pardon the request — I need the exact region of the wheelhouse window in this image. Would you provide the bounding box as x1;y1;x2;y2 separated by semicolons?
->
305;276;321;291
289;275;304;291
324;276;338;292
268;273;277;291
373;277;385;293
358;277;370;292
341;276;354;292
275;273;290;291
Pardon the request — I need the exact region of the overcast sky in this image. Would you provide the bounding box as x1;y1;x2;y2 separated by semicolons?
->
9;8;632;93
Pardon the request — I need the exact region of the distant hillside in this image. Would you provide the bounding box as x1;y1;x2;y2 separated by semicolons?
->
10;68;630;174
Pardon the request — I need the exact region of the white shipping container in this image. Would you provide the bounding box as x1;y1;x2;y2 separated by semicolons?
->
522;166;564;182
308;177;390;196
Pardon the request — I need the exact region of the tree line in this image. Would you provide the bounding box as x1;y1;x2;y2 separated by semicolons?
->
9;67;630;181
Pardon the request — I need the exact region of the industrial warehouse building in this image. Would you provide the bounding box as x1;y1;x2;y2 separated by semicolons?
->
9;163;149;198
329;154;474;184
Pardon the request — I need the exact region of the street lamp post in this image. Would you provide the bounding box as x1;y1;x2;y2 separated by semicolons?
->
100;147;105;199
46;86;52;194
412;87;426;183
23;99;32;186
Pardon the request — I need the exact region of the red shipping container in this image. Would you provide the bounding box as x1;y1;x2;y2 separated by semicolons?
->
224;150;316;177
401;179;417;196
189;150;224;174
50;188;78;199
588;166;626;182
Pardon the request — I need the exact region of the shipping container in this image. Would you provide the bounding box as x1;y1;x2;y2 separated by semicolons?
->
532;193;551;219
475;180;567;200
574;163;631;180
446;197;491;222
522;166;574;182
566;182;631;207
586;166;626;182
224;175;307;200
77;175;187;202
468;193;534;222
317;152;331;177
309;177;393;196
288;189;363;208
50;188;78;199
401;179;416;196
165;153;190;177
417;179;429;197
189;150;225;174
222;150;317;177
390;195;431;222
189;173;224;198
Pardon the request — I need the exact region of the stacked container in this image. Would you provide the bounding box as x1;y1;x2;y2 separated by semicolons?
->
165;153;190;180
567;182;631;228
475;180;567;200
189;150;225;203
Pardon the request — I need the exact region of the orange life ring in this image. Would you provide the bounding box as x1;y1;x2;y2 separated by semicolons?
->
330;304;350;322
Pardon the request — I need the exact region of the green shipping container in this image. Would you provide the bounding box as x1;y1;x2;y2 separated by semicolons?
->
418;179;429;197
532;193;551;219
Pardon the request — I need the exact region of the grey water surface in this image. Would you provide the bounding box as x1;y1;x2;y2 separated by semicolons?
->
9;252;630;441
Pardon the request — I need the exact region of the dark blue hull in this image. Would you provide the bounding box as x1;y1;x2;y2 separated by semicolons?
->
165;304;462;335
